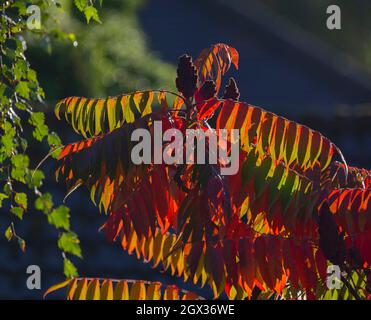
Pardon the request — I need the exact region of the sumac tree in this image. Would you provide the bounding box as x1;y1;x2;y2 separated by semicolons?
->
46;44;371;300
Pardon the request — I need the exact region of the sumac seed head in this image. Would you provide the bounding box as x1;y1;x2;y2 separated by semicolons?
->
222;77;240;101
176;54;198;99
198;80;217;100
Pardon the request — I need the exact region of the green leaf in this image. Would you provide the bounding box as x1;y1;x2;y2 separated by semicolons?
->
33;124;49;141
27;170;45;188
0;193;8;207
3;182;12;196
47;132;62;158
10;206;24;219
11;168;26;183
29;112;49;141
58;232;82;258
84;6;101;23
15;81;30;99
35;193;53;214
15;101;27;111
12;154;29;167
14;192;27;210
47;132;62;147
1;122;16;156
13;60;27;80
27;69;37;82
74;0;88;11
48;206;70;230
29;112;45;126
63;257;78;278
11;154;29;183
18;237;26;252
12;1;27;15
5;226;13;241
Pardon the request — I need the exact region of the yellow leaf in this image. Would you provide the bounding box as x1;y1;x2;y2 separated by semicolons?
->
164;286;180;300
67;278;78;300
86;279;100;300
101;279;113;300
74;278;88;300
113;280;129;300
146;282;161;300
130;281;146;300
106;97;118;131
44;279;71;298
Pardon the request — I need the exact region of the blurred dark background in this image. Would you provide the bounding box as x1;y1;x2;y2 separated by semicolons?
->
1;0;371;299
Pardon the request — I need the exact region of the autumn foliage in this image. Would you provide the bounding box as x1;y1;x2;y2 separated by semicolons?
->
47;44;371;300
